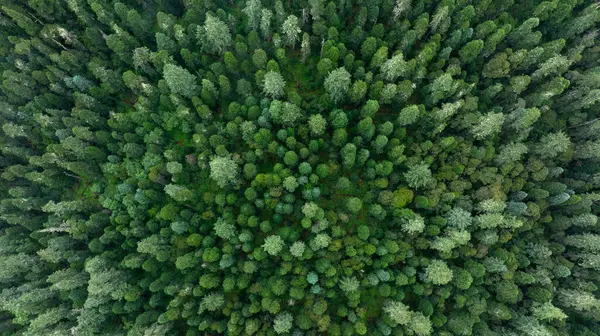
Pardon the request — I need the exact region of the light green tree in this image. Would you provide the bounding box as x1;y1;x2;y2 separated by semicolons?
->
164;184;193;202
263;71;286;99
404;162;433;189
381;53;408;82
346;197;363;214
214;217;236;241
410;312;433;336
472;112;505;140
325;67;352;103
496;142;528;165
339;276;360;293
301;33;310;63
402;214;425;234
198;13;232;55
273;312;293;334
289;241;306;258
209;156;240;188
308;114;327;136
242;0;262;31
281;15;301;48
263;235;285;255
445;207;472;229
397;105;420;126
424;260;453;285
200;293;225;312
532;302;568;321
535;131;570;159
310;233;331;250
260;9;273;38
383;301;411;325
163;64;197;98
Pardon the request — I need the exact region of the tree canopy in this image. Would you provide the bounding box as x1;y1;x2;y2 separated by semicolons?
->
1;0;600;335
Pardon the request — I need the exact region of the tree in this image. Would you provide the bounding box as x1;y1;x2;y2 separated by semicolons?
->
308;114;327;135
209;156;240;187
260;9;273;38
281;15;301;48
284;150;298;166
381;53;408;82
290;241;306;258
471;112;505;139
263;71;286;98
370;46;388;69
263;235;285;255
214;217;236;240
531;55;572;82
383;301;411;325
283;176;299;192
361;37;377;59
402;214;425;234
270;101;304;126
495;281;520;304
346;197;363;214
424;260;453;285
273;312;293;334
430;6;449;35
251;50;267;69
301;33;310;63
339;276;360;293
200;293;225;312
482;53;510;78
164;184;193;202
534;131;570;159
310;233;331;250
243;0;262;30
446;208;473;229
341;143;357;168
558;289;600;313
532;302;568;321
392;0;411;21
325;67;351;103
163;64;197;98
198;13;233;55
409;312;433;336
397;105;420;126
166;162;182;175
302;202;322;219
458;40;484;63
404;163;433;189
508;18;542;50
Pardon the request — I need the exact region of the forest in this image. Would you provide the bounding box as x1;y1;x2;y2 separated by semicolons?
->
1;0;600;335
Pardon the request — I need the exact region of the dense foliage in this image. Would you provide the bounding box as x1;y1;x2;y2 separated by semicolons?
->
1;0;600;335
